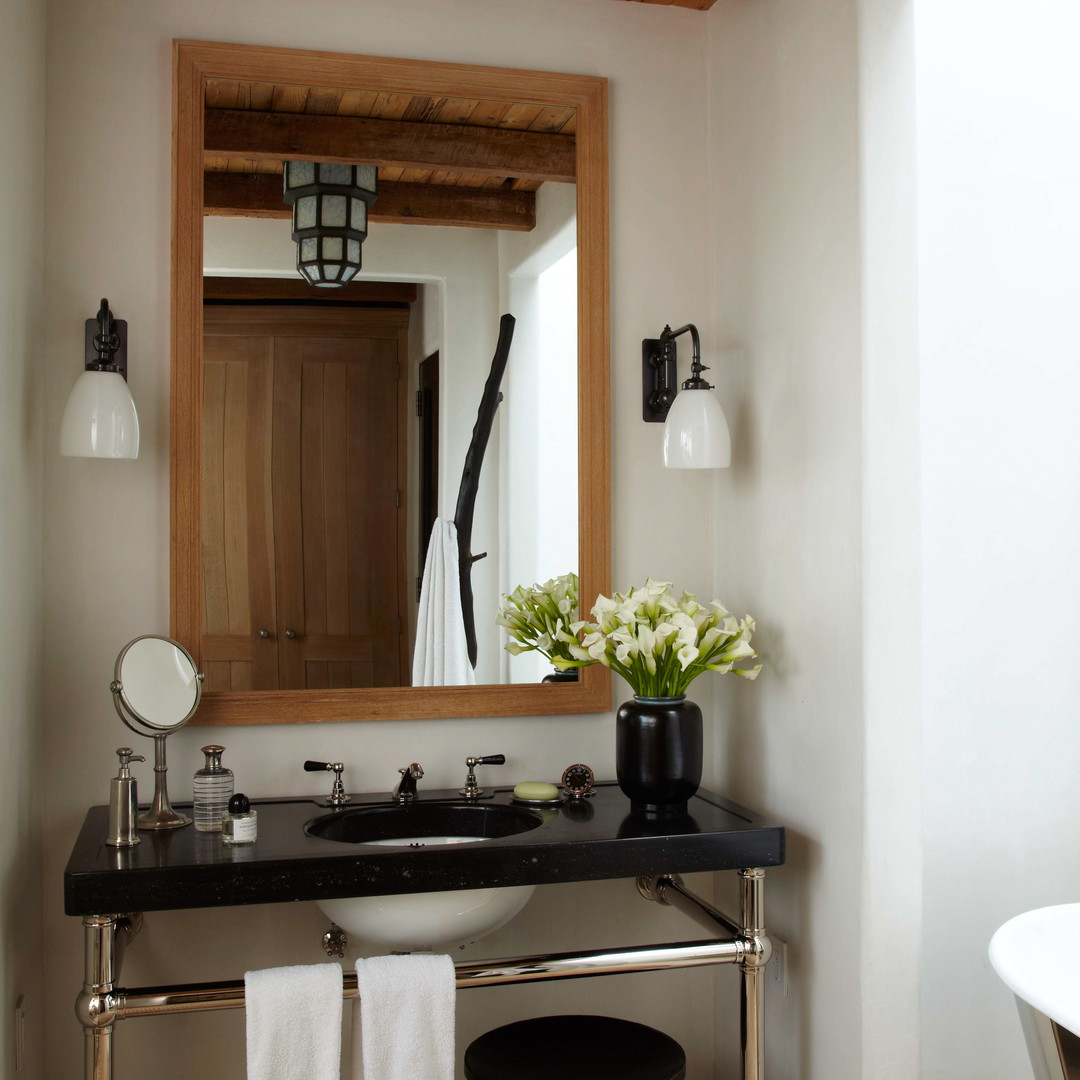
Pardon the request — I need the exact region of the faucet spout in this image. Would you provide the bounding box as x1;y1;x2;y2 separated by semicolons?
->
393;763;424;804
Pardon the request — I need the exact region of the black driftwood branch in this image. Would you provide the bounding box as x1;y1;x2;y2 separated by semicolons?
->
454;313;516;669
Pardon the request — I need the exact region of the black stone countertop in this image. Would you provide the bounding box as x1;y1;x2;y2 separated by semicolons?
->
64;783;785;916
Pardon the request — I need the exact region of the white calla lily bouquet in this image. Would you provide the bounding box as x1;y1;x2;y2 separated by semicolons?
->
496;572;581;668
555;578;761;698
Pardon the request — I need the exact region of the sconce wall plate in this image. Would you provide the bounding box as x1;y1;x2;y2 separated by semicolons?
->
85;312;127;377
642;337;677;422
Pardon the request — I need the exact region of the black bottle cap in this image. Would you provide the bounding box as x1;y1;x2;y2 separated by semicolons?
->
228;793;251;814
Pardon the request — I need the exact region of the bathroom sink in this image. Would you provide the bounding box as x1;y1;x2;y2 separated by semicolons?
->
306;802;542;950
304;801;543;845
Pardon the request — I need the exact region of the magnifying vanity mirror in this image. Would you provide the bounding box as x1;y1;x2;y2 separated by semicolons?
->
171;41;610;725
111;635;204;828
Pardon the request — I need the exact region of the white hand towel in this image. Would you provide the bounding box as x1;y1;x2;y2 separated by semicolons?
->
411;518;476;686
352;953;456;1080
245;962;342;1080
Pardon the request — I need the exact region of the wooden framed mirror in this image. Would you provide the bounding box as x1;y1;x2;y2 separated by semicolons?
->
171;40;610;725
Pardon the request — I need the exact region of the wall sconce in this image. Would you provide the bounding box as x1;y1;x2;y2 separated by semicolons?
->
642;323;731;469
60;299;140;459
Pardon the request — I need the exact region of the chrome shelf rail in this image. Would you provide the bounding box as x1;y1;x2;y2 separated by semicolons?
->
114;938;741;1020
77;868;770;1080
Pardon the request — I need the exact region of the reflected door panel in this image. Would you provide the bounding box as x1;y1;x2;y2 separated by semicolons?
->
201;334;277;691
202;305;409;691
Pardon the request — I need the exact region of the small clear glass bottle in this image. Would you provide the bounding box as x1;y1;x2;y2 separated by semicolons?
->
193;745;234;832
222;793;257;845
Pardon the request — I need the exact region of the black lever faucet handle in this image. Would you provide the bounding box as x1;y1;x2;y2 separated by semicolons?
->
304;760;350;806
460;754;505;798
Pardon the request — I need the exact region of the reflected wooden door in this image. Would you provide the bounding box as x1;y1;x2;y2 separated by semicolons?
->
202;306;409;691
201;334;277;690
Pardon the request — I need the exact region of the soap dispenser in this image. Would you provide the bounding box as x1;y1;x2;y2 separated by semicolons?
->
106;747;145;848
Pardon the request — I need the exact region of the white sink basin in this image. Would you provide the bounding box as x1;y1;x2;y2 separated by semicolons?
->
316;833;534;951
306;805;543;952
990;903;1080;1079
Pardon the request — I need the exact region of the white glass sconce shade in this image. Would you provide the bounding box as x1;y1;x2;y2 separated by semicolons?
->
60;370;140;459
663;387;731;469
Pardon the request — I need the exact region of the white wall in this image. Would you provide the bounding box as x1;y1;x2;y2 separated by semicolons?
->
915;3;1080;1076
42;2;718;1078
707;1;865;1077
857;2;921;1077
499;183;579;684
0;2;46;1078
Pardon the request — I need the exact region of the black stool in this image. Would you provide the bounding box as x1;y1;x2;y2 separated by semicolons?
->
464;1014;687;1080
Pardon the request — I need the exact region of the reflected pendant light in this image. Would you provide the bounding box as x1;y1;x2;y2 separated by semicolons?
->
282;161;378;287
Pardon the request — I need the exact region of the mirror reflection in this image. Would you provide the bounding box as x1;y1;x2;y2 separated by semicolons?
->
199;76;579;693
115;636;201;730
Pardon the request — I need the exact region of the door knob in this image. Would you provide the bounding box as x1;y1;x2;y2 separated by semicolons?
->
258;629;271;639
285;629;297;639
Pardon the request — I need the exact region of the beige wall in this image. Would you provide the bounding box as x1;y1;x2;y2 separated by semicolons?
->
0;1;46;1078
42;1;722;1077
706;1;866;1076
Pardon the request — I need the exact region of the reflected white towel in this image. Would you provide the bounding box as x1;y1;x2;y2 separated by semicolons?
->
411;518;476;686
352;954;456;1080
245;962;342;1080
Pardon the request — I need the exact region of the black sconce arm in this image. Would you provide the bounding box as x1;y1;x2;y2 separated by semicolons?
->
642;321;712;422
85;298;128;379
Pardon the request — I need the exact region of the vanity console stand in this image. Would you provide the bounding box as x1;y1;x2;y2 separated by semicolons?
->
67;785;784;1080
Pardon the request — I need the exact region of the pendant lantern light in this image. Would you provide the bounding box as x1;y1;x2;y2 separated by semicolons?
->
282;161;378;287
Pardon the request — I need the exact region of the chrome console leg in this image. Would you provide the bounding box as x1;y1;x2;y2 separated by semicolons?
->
76;913;140;1080
739;868;770;1080
77;914;118;1080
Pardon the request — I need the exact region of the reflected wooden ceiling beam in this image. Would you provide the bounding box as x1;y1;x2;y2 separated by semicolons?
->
203;278;418;304
204;172;536;231
616;0;716;8
204;108;576;183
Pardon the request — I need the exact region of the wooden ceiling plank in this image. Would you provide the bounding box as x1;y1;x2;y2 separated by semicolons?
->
371;91;411;121
438;97;483;125
304;85;346;114
204;108;576;183
335;88;379;117
205;79;240;109
204;171;536;231
270;83;311;113
529;105;577;133
499;103;544;129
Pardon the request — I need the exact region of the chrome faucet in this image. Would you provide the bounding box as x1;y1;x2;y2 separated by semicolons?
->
304;760;350;807
393;763;424;804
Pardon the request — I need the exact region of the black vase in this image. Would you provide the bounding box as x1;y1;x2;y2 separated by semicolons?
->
541;668;579;684
616;696;703;814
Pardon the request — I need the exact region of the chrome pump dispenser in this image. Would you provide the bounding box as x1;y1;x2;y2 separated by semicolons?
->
106;747;145;847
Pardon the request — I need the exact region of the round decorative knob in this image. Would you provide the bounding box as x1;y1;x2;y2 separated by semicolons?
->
258;629;270;639
285;629;297;639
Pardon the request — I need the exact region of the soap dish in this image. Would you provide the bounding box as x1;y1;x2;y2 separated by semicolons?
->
510;794;567;808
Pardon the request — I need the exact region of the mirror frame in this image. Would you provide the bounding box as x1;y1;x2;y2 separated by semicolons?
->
171;40;610;725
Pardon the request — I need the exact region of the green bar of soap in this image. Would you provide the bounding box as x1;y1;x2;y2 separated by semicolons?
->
514;781;560;801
